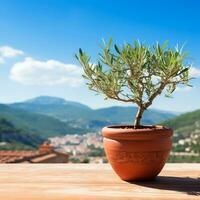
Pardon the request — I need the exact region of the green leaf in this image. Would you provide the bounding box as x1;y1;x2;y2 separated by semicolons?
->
79;48;83;55
161;40;168;49
177;67;189;76
75;54;78;60
108;38;113;47
114;44;121;54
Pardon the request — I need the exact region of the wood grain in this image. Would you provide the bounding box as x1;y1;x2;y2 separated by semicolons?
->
0;164;199;200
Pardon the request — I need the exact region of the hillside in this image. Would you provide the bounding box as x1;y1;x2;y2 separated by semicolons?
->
95;106;175;124
0;118;43;150
163;109;200;138
0;104;86;139
2;96;200;161
10;96;176;129
0;96;177;151
163;110;200;162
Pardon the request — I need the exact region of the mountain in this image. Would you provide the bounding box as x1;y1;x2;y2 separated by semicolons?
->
0;118;43;150
9;96;176;129
0;104;86;139
0;96;177;151
25;96;90;109
94;106;175;124
10;96;92;122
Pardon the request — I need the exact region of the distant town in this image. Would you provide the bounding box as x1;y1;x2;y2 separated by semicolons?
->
49;129;200;163
49;132;107;163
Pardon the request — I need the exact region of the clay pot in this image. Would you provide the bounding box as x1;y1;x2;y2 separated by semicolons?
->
102;125;173;181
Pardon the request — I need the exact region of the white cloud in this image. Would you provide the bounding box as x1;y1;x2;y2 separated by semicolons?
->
174;67;200;93
0;46;24;58
175;86;192;92
189;67;200;78
10;57;83;87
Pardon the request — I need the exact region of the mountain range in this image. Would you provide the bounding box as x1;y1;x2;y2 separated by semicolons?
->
9;96;176;127
0;96;177;149
1;96;199;162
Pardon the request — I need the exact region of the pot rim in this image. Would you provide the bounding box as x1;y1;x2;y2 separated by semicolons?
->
102;125;173;140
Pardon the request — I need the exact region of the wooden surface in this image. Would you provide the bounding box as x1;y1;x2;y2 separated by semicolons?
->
0;164;199;200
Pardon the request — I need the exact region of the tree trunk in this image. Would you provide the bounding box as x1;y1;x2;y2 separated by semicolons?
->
134;106;144;128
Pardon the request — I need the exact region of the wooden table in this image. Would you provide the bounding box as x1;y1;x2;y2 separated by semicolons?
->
0;164;199;200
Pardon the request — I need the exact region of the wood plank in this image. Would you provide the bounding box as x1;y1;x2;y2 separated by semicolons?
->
0;164;199;200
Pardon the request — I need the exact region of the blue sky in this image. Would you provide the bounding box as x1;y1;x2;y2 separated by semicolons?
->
0;0;200;112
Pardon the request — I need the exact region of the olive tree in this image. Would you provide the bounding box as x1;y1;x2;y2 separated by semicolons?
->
76;39;191;128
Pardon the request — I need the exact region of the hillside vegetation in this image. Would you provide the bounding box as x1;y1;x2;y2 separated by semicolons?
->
1;96;200;163
0;96;177;150
163;110;200;162
163;109;200;137
0;104;86;138
0;118;43;150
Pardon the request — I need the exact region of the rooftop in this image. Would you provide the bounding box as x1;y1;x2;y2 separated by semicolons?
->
0;150;47;163
0;142;69;163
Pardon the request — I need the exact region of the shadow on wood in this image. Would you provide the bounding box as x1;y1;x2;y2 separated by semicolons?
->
129;176;200;196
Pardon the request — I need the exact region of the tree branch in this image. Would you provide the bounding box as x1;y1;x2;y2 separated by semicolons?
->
144;81;166;109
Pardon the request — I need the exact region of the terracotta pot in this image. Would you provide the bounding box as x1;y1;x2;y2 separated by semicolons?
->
102;125;173;181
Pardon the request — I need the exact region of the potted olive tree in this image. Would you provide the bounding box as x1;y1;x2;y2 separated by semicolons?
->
76;39;190;181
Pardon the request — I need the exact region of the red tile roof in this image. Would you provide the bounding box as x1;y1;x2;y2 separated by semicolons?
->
0;142;69;163
0;150;48;163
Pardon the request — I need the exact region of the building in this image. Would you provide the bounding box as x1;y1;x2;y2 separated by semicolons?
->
0;142;69;163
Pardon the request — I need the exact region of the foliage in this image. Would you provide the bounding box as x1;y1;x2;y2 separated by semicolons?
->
163;109;200;131
168;155;200;163
163;110;200;162
0;104;87;138
0;117;43;150
69;157;81;163
82;158;90;163
88;144;105;157
76;39;191;127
